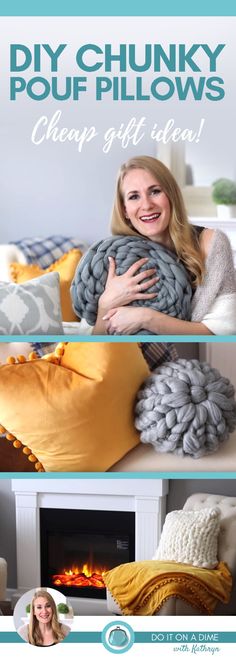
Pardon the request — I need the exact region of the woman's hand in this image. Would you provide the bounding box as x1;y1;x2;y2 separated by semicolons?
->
98;256;158;314
103;306;148;335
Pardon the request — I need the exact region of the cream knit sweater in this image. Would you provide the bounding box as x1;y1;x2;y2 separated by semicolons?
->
191;230;236;334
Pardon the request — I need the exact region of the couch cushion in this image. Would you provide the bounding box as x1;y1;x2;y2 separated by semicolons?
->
109;433;236;472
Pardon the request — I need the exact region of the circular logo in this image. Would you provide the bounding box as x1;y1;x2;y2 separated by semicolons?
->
102;621;135;653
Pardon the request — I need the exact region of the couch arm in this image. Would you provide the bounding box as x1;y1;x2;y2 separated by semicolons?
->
0;245;27;282
106;589;122;615
0;558;7;600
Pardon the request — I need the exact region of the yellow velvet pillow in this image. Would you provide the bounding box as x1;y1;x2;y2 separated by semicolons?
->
10;248;82;322
0;342;149;472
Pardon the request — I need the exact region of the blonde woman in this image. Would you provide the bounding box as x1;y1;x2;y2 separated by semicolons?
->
93;156;236;335
17;590;70;646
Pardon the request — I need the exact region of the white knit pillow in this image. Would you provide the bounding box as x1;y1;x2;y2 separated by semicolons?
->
153;507;220;569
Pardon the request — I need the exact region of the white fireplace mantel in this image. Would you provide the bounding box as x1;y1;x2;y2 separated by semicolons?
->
11;479;169;594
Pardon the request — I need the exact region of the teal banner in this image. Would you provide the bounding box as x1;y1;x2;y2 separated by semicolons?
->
0;335;236;343
1;631;236;643
0;1;236;16
1;472;235;480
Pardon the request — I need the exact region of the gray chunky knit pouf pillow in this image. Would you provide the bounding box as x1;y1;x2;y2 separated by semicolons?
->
71;236;192;327
135;359;236;458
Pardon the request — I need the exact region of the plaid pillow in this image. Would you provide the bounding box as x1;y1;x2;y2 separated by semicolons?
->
31;342;178;370
140;343;178;371
30;342;57;358
11;236;87;269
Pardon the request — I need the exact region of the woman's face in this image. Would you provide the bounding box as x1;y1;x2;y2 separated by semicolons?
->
33;597;53;624
122;168;171;245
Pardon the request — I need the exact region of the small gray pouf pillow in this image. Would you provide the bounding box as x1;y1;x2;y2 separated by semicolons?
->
135;359;236;458
71;236;192;327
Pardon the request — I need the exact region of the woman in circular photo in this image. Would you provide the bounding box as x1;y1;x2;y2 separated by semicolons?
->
16;588;72;646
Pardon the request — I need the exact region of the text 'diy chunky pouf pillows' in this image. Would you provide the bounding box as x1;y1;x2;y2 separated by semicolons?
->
135;359;236;458
71;236;192;327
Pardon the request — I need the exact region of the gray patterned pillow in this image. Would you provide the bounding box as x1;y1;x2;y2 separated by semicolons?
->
0;271;63;335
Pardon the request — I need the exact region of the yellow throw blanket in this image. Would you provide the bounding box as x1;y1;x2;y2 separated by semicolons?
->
103;560;232;615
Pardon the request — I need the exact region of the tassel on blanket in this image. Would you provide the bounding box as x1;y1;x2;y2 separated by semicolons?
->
103;560;232;616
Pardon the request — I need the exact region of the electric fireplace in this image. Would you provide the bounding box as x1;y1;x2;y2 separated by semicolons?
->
40;508;135;599
11;478;168;612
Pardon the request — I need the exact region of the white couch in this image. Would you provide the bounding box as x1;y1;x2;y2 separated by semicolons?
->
0;558;7;601
109;434;236;473
106;493;236;615
0;244;27;282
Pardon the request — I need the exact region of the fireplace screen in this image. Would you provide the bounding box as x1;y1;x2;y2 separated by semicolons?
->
40;508;135;599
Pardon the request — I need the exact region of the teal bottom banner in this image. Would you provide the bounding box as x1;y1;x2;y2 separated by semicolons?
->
1;631;236;643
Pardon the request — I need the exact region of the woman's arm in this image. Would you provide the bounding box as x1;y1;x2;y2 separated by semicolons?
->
103;306;213;335
144;308;213;334
93;306;109;334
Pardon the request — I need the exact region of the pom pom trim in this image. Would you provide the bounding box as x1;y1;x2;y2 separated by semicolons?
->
0;343;68;472
2;343;67;368
0;424;45;472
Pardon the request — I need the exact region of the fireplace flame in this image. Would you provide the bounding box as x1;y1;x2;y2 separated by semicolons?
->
52;562;107;589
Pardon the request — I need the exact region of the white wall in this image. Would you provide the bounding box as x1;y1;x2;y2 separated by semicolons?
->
167;479;236;513
200;343;236;388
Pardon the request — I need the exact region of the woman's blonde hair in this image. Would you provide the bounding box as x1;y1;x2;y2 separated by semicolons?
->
110;155;205;285
28;589;66;646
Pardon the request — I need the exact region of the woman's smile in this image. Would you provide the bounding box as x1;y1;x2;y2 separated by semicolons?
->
139;212;161;223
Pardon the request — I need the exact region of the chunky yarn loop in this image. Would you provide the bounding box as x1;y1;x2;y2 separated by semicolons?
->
71;236;192;328
135;359;236;458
